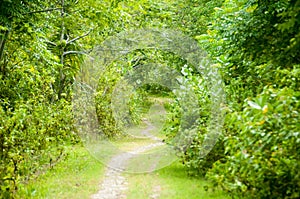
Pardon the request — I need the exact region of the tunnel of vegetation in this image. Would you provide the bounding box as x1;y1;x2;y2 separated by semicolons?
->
0;0;299;198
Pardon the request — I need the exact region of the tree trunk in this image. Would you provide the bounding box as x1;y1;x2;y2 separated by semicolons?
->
0;30;10;75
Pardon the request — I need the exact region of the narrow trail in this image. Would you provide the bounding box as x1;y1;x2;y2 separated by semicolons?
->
91;120;164;199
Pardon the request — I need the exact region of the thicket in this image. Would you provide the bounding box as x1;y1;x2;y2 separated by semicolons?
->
1;0;299;198
170;0;300;198
204;1;300;198
0;0;116;197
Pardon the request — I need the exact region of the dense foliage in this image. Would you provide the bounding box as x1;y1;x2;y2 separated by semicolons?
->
1;0;299;198
196;0;300;198
0;0;113;197
160;0;300;198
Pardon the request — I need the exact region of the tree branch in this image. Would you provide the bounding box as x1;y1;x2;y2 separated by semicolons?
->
25;7;63;15
45;39;57;46
67;30;92;44
63;51;88;56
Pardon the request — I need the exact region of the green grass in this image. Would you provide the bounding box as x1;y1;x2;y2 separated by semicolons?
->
17;145;105;199
17;145;229;199
125;160;230;199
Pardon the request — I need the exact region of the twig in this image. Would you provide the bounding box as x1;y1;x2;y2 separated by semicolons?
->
63;51;88;56
67;29;92;44
45;39;57;46
25;7;63;15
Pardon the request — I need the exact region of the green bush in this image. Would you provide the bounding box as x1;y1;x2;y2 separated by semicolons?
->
0;100;77;198
207;87;300;198
95;60;151;138
161;63;225;176
194;1;300;197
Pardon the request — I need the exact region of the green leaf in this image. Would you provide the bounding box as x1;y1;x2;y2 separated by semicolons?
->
247;101;261;110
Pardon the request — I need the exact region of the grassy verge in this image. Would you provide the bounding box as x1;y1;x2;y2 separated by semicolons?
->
16;145;105;199
125;160;230;199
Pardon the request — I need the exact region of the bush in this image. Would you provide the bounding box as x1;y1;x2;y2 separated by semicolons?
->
95;60;151;138
207;87;300;198
0;100;77;198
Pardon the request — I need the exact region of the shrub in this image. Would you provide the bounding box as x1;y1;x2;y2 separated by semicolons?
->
0;100;77;198
207;87;300;198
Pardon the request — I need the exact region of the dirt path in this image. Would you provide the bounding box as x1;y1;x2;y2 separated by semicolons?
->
91;121;164;199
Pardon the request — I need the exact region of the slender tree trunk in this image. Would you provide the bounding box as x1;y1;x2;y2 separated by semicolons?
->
58;0;65;99
0;30;10;75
